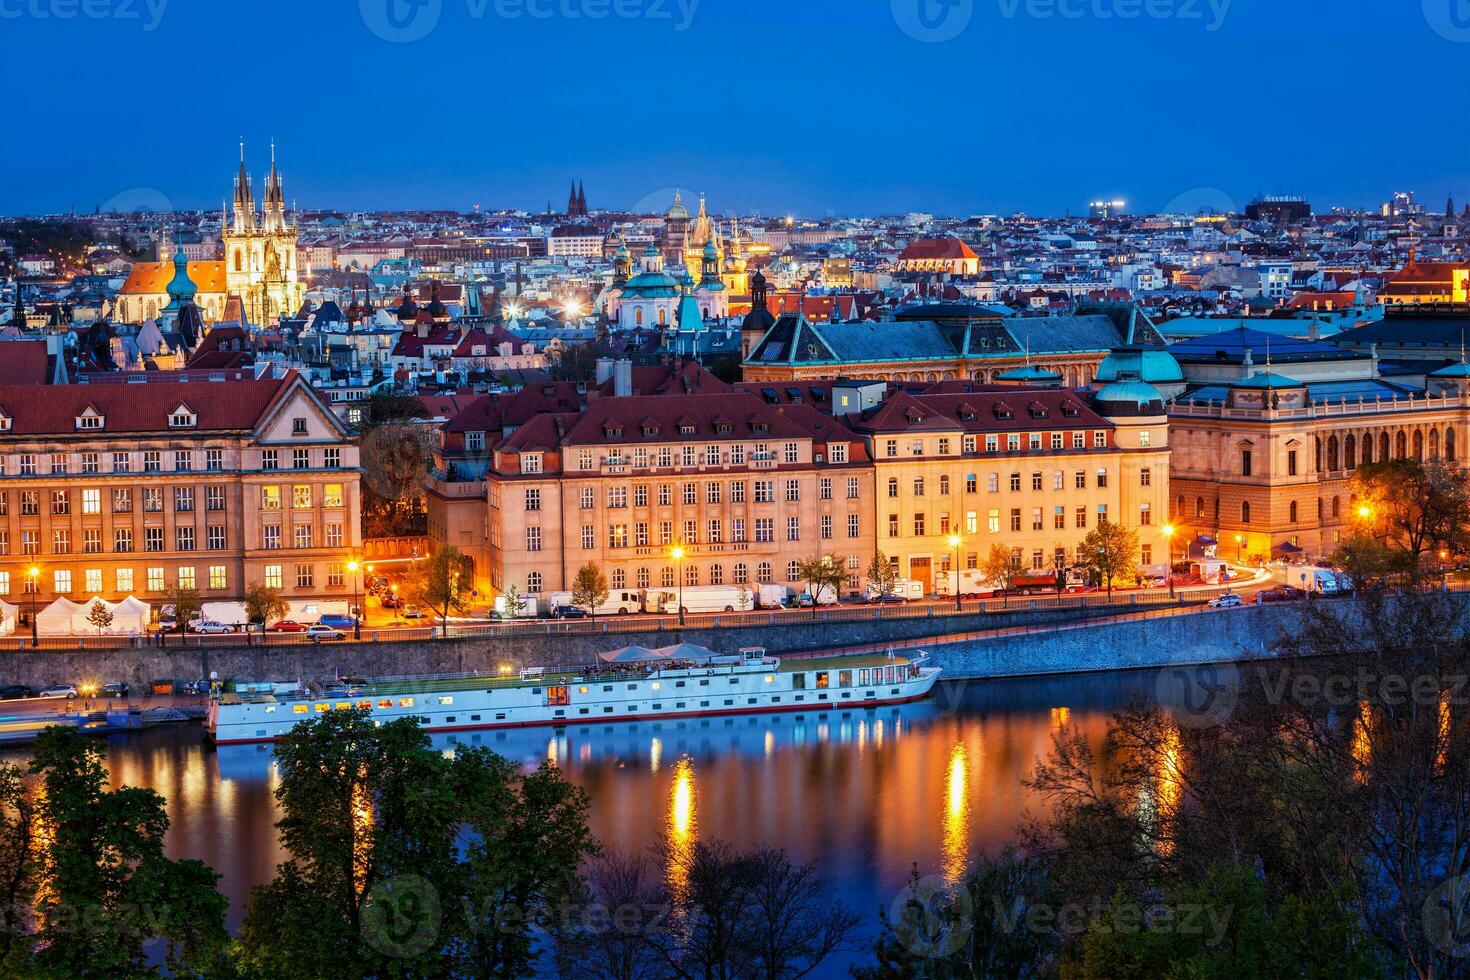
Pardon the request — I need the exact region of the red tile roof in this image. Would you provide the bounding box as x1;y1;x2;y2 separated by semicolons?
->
0;340;54;385
0;373;310;436
120;261;228;294
898;237;979;262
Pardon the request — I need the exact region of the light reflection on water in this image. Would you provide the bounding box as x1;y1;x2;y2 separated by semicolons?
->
4;669;1167;933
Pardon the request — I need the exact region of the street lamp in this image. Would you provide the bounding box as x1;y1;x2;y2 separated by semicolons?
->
1234;534;1244;564
390;584;399;624
347;559;362;640
1162;524;1176;598
670;546;686;626
27;566;39;646
947;534;963;610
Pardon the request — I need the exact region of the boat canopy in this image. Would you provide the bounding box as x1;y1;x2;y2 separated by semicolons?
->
597;642;723;664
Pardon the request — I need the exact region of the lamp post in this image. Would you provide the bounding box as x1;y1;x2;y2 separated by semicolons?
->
1163;524;1176;598
1234;534;1244;564
27;566;39;646
947;534;963;610
390;584;399;625
671;546;686;626
347;559;362;640
1441;548;1449;587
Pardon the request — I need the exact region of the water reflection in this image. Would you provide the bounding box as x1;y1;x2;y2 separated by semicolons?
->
666;756;698;904
4;669;1168;936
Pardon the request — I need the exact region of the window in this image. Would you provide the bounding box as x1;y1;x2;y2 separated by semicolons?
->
261;486;281;510
147;567;166;591
325;523;343;548
1140;467;1151;487
18;454;34;476
0;573;11;596
819;477;832;500
1241;450;1253;476
145;527;164;552
294;525;313;549
82;528;101;555
848;514;861;538
1140;503;1152;526
115;568;133;592
581;525;595;549
913;514;926;536
51;490;69;515
296;564;314;589
1241;501;1251;523
1032;508;1043;531
755;518;774;542
175;450;192;472
143;488;163;513
522;454;543;474
144;451;161;473
176;527;195;551
206;449;223;471
1287;450;1298;476
52;529;69;554
113;489;132;513
206;486;225;511
1075;507;1087;528
786;517;801;541
1096;469;1108;489
888;514;899;537
579;487;595;510
82;488;101;515
175;487;194;512
829;444;848;463
263;525;281;550
987;473;998;493
177;566;196;590
261;450;278;471
1009;473;1021;492
1094;431;1107;448
53;570;72;594
526;527;542;552
526;571;543;593
683;483;697;505
914;477;925;497
292;485;312;509
207;526;226;550
754;481;774;503
733;562;748;584
170;408;197;428
114;528;133;553
50;453;66;475
1031;473;1042;491
21;531;36;556
324;484;344;508
113;452;131;473
785;480;801;502
264;565;283;589
847;477;860;499
293;448;310;469
324;448;341;469
209;566;228;590
81;452;99;474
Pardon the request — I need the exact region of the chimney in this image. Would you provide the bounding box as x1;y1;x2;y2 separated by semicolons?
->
614;359;633;397
595;357;615;386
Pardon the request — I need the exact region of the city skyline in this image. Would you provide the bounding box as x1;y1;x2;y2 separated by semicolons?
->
5;0;1468;217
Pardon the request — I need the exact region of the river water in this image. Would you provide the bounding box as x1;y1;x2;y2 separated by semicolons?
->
9;669;1165;965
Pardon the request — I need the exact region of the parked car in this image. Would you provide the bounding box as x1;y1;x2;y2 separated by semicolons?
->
268;620;307;633
1259;585;1305;604
867;593;908;605
552;606;589;619
0;685;35;701
401;606;427;620
1208;593;1245;609
306;625;346;642
189;621;233;635
380;594;403;609
318;614;357;630
101;682;130;699
39;685;78;699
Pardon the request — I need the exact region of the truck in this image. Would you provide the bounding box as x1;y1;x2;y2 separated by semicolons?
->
199;601;249;629
865;578;925;602
645;585;755;615
1008;573;1063;596
492;594;540;620
546;590;645;616
793;582;841;607
286;600;351;624
1284;564;1352;595
754;583;790;609
934;569;998;599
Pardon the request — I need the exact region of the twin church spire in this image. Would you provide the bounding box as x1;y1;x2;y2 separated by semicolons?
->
231;140;290;234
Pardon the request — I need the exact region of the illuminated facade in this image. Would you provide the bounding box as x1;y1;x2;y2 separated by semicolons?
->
222;144;304;325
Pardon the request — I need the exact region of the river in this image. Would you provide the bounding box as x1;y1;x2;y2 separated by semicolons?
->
7;668;1166;968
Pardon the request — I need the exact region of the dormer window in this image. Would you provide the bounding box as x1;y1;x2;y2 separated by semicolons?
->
1061;402;1081;417
0;412;9;432
641;421;660;437
292;417;308;435
993;403;1014;421
604;423;624;438
751;421;769;435
75;407;104;431
905;408;924;424
716;423;732;435
169;404;197;429
1028;403;1048;420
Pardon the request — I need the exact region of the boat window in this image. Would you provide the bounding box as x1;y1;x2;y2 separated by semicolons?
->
546;686;570;707
652;703;662;710
839;670;852;687
627;684;637;690
603;685;613;692
446;716;456;723
724;700;734;706
314;703;329;713
815;672;830;689
335;702;351;711
379;699;393;709
698;679;709;687
471;715;481;721
578;687;589;694
439;696;453;705
764;675;774;684
675;681;686;688
792;673;806;690
495;713;506;720
264;706;277;714
293;705;308;714
357;701;372;710
398;698;414;708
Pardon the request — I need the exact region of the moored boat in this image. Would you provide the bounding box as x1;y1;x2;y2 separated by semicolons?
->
205;644;941;745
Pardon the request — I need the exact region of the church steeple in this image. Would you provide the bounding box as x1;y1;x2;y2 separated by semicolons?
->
577;180;587;216
232;139;256;233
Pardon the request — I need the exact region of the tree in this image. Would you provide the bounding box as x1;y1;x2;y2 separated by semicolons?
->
244;582;291;635
735;582;753;611
795;555;846;614
1350;457;1470;583
358;420;431;538
501;583;527;620
236;709;597;979
866;551;899;599
981;543;1018;593
571;561;610;617
14;728;230;976
85;599;113;637
1075;521;1139;597
408;545;474;638
160;583;201;635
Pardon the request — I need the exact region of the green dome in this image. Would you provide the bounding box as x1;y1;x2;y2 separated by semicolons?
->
1096;346;1183;384
164;244;197;309
1093;379;1165;416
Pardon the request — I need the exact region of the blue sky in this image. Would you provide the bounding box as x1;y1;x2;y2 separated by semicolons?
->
4;0;1468;217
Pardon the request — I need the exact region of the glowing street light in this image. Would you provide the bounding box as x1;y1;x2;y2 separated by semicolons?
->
1162;524;1177;597
27;566;39;645
1234;534;1245;563
671;545;686;626
1357;505;1373;520
947;534;963;610
346;559;362;640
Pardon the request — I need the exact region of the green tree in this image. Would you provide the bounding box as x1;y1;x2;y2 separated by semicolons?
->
981;543;1019;593
796;554;847;614
243;582;291;636
236;709;597;979
160;584;201;636
1075;521;1139;597
571;561;610;617
408;544;473;638
85;599;113;637
1350;457;1470;583
501;584;527;620
866;551;899;599
21;728;230;977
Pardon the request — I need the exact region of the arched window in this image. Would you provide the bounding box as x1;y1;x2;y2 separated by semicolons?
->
1448;427;1457;461
233;249;243;272
1327;436;1339;472
636;567;650;588
757;561;773;582
1380;432;1390;461
710;564;724;585
1332;496;1340;518
787;560;801;581
1177;494;1186;516
1430;429;1441;459
1315;437;1322;471
1413;430;1424;461
661;567;675;588
1396;431;1407;458
1361;434;1373;465
526;571;543;593
635;307;644;326
657;307;667;325
1344;434;1357;470
1289;501;1298;523
684;564;698;586
733;562;748;584
1195;496;1204;518
1241;501;1251;523
611;568;626;589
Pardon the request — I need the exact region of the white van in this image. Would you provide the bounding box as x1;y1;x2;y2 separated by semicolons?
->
547;590;645;616
645;586;754;615
865;579;925;602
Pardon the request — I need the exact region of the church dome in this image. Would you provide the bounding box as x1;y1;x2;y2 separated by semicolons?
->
165;246;197;305
666;192;689;221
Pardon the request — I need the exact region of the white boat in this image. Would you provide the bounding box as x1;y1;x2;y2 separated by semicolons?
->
205;644;941;745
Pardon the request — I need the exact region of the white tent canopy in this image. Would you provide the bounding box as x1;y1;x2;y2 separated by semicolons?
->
0;599;15;636
35;597;84;636
105;596;150;634
597;645;663;664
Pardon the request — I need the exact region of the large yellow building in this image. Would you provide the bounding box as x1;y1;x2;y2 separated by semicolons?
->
0;372;360;613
